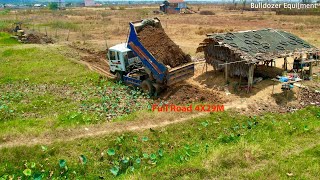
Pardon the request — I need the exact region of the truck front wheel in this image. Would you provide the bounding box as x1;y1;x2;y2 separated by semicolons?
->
141;80;155;97
115;71;123;81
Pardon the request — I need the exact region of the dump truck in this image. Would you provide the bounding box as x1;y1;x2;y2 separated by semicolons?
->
107;18;194;95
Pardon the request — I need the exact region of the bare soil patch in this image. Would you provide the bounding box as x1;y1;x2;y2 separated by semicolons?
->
66;43;113;78
159;84;227;105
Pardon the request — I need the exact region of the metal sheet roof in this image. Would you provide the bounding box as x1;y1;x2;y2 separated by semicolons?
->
200;28;318;62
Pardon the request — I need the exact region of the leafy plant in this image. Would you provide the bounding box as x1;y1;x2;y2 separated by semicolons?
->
48;3;58;10
110;166;119;176
107;148;116;156
23;169;32;176
142;136;148;142
79;155;87;165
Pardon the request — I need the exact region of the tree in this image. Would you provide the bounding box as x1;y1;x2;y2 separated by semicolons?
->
48;2;58;10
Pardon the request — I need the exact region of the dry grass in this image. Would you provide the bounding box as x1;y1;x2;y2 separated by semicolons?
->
1;5;319;55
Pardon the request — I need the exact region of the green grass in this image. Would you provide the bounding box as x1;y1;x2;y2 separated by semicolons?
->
0;107;319;179
43;21;80;31
0;33;152;139
0;47;98;84
0;9;11;16
0;32;19;46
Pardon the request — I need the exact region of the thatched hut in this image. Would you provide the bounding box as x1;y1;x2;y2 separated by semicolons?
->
197;28;318;91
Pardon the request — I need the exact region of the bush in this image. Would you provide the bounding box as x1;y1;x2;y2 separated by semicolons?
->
110;6;117;10
118;6;126;10
199;11;215;15
48;2;58;11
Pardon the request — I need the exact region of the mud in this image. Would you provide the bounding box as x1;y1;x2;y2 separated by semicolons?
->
299;89;320;106
69;44;110;76
138;25;191;68
25;32;53;44
159;84;226;105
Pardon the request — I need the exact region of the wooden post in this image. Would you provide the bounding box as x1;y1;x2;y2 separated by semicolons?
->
225;61;228;84
284;57;288;71
247;64;254;93
309;61;313;80
66;29;70;41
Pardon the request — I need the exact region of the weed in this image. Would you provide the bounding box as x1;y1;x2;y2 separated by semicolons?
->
45;21;79;31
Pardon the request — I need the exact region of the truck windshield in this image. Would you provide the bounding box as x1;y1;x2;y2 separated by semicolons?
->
109;51;116;60
127;51;136;59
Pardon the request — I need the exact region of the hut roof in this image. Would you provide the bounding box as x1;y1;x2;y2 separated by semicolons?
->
168;0;185;3
197;28;318;63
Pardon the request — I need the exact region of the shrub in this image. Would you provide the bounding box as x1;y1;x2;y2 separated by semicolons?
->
110;6;117;10
48;2;58;11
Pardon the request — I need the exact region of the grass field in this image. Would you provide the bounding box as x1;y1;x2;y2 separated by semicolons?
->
0;33;152;141
0;107;319;179
0;5;320;179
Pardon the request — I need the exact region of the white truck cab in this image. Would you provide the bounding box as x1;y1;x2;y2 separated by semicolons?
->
107;43;140;78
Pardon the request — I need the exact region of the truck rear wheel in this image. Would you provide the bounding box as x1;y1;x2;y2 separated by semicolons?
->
141;80;155;96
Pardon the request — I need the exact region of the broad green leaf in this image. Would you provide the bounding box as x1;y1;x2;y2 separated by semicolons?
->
143;153;148;159
201;121;209;127
110;166;119;176
179;155;184;162
31;162;36;168
79;155;87;165
142;136;148;142
107;148;115;156
33;173;42;180
59;159;66;169
41;146;47;152
122;157;129;164
158;149;163;157
23;169;32;176
135;158;141;164
150;154;156;160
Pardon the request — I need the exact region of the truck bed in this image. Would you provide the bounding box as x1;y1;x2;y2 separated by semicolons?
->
127;18;194;86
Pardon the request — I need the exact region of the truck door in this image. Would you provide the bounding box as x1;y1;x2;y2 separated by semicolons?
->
108;50;124;72
127;51;140;65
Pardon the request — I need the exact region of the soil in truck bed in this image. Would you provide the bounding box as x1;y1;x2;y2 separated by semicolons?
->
138;25;191;68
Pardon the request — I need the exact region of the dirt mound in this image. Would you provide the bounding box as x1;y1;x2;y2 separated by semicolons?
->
138;25;191;68
299;89;320;106
159;84;226;105
25;32;53;44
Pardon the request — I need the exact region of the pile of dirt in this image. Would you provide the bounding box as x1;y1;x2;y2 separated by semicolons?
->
299;89;320;106
159;84;226;105
138;25;191;68
25;32;53;44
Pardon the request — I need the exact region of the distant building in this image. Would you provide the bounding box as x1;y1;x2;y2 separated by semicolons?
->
84;0;95;7
160;0;187;14
33;4;42;8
